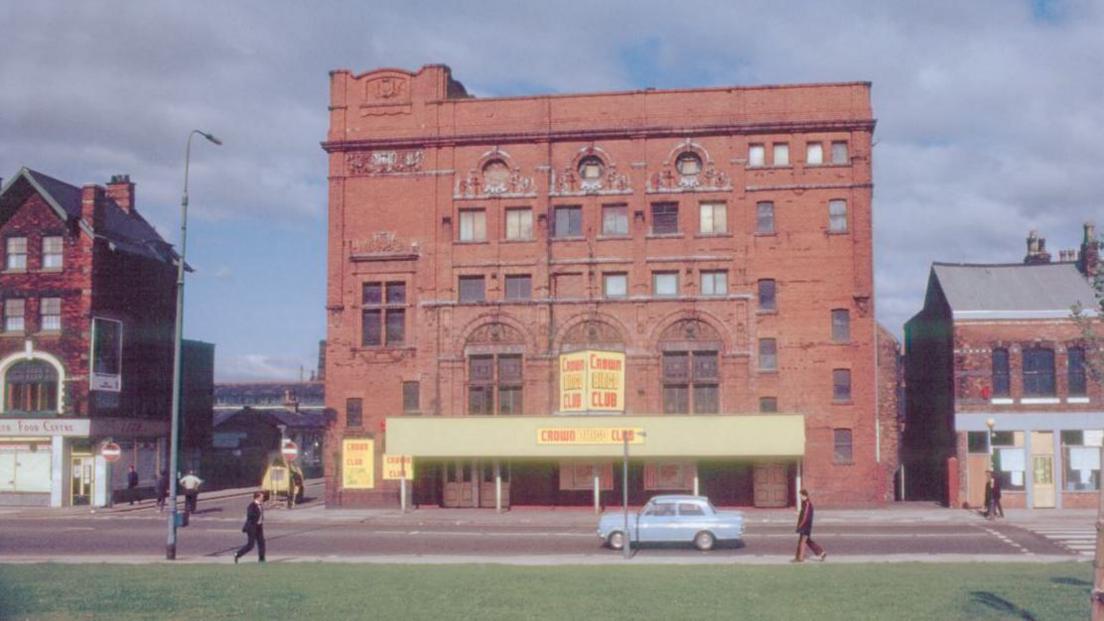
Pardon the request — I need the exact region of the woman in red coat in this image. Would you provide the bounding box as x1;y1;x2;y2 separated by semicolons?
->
793;489;827;562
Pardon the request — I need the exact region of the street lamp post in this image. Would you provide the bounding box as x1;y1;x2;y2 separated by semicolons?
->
986;418;996;467
166;129;222;560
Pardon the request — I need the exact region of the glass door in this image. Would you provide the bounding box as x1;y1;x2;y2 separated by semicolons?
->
71;454;94;506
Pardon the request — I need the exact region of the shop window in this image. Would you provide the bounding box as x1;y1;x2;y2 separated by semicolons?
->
699;202;727;234
653;272;678;297
458;276;486;303
5;237;26;270
758;279;776;311
993;438;1026;491
1068;347;1087;397
42;236;63;269
831;309;850;343
504;274;532;301
505;208;532;241
3;360;58;413
402;381;420;413
1023;347;1056;396
700;270;727;296
1062;430;1101;491
345;398;363;427
833;429;853;464
967;431;990;453
828;199;848;233
554;206;583;238
992;348;1010;397
40;297;61;332
758;338;777;372
662;351;718;414
759;397;778;413
831;141;849;165
833;369;852;401
603;273;628;299
3;298;25;332
748;144;765;167
468;354;523;415
602;204;628;236
362;281;405;347
651;203;679;235
756;201;775;234
806;142;823;165
773;143;789;166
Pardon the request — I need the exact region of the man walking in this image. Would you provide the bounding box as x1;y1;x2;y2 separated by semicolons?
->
793;489;827;563
179;470;203;514
126;465;139;505
156;469;169;512
234;492;266;563
990;471;1004;519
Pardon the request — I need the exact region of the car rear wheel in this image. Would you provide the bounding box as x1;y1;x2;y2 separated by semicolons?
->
608;531;626;550
694;531;716;551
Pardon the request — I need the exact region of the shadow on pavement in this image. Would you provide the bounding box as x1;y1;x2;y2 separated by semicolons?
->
969;592;1037;621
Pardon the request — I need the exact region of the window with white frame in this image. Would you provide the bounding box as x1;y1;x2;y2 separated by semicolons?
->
653;272;678;297
831;309;850;343
603;273;628;299
700;270;727;296
3;298;25;332
1062;430;1101;491
42;236;63;269
756;201;775;234
40;297;61;331
831;141;849;164
5;237;27;270
773;143;789;166
504;208;532;241
759;338;777;371
806;142;823;165
748;144;765;167
699;202;727;234
459;209;486;242
828;199;848;233
602;205;628;236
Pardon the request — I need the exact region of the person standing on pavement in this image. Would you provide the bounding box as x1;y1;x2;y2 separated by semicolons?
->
793;489;827;562
179;470;203;514
990;471;1004;518
234;491;266;563
126;465;139;505
156;469;169;512
983;470;995;518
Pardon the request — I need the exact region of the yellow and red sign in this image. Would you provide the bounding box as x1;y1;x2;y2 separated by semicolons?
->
342;439;375;489
559;350;626;412
537;427;644;445
382;454;414;480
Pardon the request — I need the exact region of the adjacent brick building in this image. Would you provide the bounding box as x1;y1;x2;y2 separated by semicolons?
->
323;64;898;508
0;168;203;507
904;225;1102;509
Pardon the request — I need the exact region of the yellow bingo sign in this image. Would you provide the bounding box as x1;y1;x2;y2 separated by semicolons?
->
559;350;625;412
342;439;375;489
382;454;414;480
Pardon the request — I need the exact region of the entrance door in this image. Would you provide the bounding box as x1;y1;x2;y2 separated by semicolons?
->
442;461;475;508
478;462;511;508
966;454;991;509
71;454;94;506
1031;431;1056;508
753;463;789;507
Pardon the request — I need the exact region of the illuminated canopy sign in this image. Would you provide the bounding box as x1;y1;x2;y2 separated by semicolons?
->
559;350;625;412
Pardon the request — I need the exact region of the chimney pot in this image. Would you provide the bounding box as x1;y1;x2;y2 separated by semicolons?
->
105;174;136;214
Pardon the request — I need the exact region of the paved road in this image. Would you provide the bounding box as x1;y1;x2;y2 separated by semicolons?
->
0;485;1089;564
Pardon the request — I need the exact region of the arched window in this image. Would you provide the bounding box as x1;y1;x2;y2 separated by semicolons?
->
676;152;702;177
578;156;604;181
482;159;510;192
4;360;58;413
659;319;722;414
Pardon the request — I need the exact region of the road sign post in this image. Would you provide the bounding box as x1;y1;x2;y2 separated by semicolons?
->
281;440;299;461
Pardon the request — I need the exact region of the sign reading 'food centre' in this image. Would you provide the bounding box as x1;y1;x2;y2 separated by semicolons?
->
537;427;645;445
559;350;626;412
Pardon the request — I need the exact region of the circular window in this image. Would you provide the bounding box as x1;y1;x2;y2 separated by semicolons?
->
578;156;604;181
482;159;510;190
676;152;702;176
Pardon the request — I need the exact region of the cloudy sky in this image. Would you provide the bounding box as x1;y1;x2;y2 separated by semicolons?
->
2;0;1100;381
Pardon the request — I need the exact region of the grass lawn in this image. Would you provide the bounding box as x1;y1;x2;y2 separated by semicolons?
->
0;562;1091;621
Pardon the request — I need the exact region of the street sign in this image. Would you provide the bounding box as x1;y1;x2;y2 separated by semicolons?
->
101;441;122;463
281;440;299;461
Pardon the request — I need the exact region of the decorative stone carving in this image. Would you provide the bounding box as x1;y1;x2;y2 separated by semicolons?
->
659;319;722;343
562;320;625;347
466;322;525;346
349;232;418;261
647;161;731;193
551;163;631;196
455;167;536;198
347;150;424;175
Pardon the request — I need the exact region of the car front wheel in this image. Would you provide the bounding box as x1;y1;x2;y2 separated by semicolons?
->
608;531;626;550
694;531;716;551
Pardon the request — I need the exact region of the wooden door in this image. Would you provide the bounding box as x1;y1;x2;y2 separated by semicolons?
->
478;462;510;508
753;463;788;507
443;461;476;508
966;454;990;509
1031;432;1056;508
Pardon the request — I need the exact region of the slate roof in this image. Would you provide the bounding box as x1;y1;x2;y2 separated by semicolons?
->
932;262;1099;319
0;167;179;266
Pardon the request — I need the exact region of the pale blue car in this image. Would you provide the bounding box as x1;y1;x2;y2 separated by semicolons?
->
597;495;745;551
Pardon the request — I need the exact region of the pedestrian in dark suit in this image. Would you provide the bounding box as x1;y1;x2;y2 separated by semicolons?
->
126;465;139;505
990;471;1004;518
234;492;266;563
156;470;169;512
793;489;827;562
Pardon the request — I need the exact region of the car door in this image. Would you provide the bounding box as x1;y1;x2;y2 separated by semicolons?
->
677;501;708;541
638;501;677;542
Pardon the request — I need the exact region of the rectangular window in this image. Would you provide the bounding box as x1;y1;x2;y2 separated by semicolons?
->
759;397;778;413
831;141;849;165
1069;347;1087;397
833;429;853;464
602;205;628;236
42;236;63;269
504;274;532;300
773;143;789;166
828;199;848;233
758;279;776;311
458;209;486;242
554;206;582;238
651;203;679;235
362;282;405;347
992;348;1010;397
468;354;522;415
385;309;405;345
693;385;719;414
386;282;406;305
505;208;533;241
967;431;990;453
5;237;27;270
402;381;420;413
748;144;765;167
759;338;777;371
833;369;852;401
831;309;851;343
806;142;823;165
346;398;363;427
699;202;727;234
653;272;678;297
1023;348;1056;396
459;276;486;303
40;297;61;332
603;273;628;299
756;201;775;234
700;270;728;296
3;299;25;332
362;282;382;305
1063;431;1101;491
361;309;381;346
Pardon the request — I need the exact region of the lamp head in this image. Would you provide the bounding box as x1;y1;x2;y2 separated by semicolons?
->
202;132;223;146
986;417;996;430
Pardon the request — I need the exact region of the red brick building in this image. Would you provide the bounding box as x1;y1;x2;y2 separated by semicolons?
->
322;65;898;509
0;168;191;506
904;225;1102;509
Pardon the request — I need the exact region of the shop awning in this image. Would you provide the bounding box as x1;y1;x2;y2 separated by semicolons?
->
386;414;805;459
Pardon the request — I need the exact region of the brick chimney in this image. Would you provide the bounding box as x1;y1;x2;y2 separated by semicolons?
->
1024;230;1052;265
105;174;135;213
1079;222;1100;278
80;184;106;232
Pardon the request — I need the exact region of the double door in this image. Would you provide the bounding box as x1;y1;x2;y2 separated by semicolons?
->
442;460;510;508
